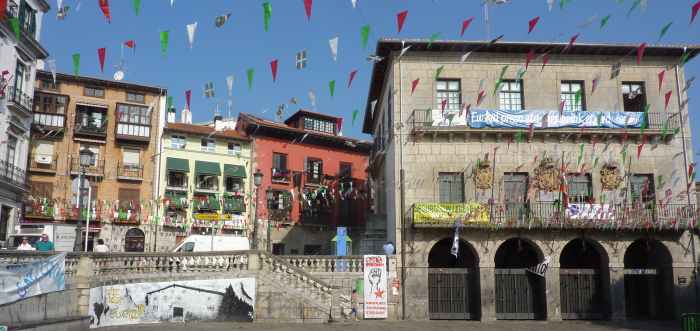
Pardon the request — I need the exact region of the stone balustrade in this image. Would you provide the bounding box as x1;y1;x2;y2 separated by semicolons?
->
284;255;364;273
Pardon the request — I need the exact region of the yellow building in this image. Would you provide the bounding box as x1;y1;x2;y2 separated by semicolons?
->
156;113;252;248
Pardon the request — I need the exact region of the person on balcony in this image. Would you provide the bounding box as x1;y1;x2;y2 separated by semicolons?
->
93;239;109;253
35;234;54;251
17;237;35;251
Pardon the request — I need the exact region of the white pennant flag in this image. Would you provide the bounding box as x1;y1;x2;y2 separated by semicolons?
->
57;0;63;11
308;90;316;108
226;75;234;97
547;0;554;11
460;51;473;63
399;45;411;58
329;37;339;62
186;22;197;49
351;0;357;8
46;59;57;85
170;0;174;7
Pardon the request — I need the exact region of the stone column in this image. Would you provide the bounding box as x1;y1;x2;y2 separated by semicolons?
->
75;255;95;317
609;262;626;321
545;266;562;321
480;267;496;321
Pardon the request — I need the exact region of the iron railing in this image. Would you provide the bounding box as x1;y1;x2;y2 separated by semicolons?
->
271;168;291;183
28;153;57;172
0;159;26;188
223;195;246;213
70;156;105;176
305;171;323;185
117;163;144;179
6;85;33;114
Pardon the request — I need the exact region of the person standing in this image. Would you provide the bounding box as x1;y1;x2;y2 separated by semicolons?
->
17;237;35;251
35;234;54;252
93;239;109;253
383;241;395;255
349;289;359;321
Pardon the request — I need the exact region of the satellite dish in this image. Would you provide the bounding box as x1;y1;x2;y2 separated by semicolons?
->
113;70;124;81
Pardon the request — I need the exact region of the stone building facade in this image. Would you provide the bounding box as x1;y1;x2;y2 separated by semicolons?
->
362;39;699;321
0;0;49;247
26;70;166;252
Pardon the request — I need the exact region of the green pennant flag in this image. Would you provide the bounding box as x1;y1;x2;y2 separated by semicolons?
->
246;68;254;90
680;51;691;67
352;109;359;125
166;96;173;110
577;143;584;165
72;53;80;75
626;0;641;18
574;89;583;108
435;65;444;79
9;18;20;40
360;25;370;49
160;30;169;57
498;65;509;81
329;80;336;97
596;113;603;126
516;67;526;80
559;0;572;9
640;104;650;133
515;130;525;143
621;145;627;164
593;156;599;169
493;80;503;96
600;15;611;29
657;175;665;188
427;32;440;48
658;22;672;41
133;0;141;16
673;127;680;135
263;2;272;32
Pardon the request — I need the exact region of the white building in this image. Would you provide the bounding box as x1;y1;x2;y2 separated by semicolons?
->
0;0;50;247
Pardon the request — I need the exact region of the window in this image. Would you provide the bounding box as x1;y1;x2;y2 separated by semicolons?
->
498;80;524;111
0;206;11;241
118;188;140;210
438;172;464;203
171;135;186;149
5;135;17;167
30;181;53;199
621;82;646;112
84;87;105;98
201;139;215;152
272;153;288;172
18;0;37;37
303;117;335;134
167;171;187;188
503;173;528;204
567;173;592;203
122;148;140;167
225;177;243;193
79;145;100;166
436;80;461;110
631;174;655;206
272;243;285;255
75;105;106;132
306;158;323;183
179;242;195;252
34;93;67;115
14;61;25;94
560;81;585;112
40;80;59;90
117;104;151;137
339;162;352;178
267;190;290;210
126;92;145;103
196;174;218;190
228;142;241;156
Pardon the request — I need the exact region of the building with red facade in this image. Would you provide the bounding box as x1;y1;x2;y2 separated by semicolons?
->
237;110;372;255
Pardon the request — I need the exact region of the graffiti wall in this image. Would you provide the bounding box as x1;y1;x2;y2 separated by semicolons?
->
88;278;255;328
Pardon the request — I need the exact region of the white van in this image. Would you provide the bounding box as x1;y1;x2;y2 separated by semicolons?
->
172;235;250;252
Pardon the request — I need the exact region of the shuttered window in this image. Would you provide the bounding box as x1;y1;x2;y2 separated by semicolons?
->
122;148;140;166
35;141;54;156
631;174;655;205
503;173;528;203
438;172;464;203
30;182;53;199
118;188;140;209
567;173;592;203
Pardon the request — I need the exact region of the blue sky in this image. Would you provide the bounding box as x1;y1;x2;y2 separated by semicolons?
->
42;0;699;146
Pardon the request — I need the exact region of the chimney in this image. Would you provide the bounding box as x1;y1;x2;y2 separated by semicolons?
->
167;106;176;123
181;108;192;124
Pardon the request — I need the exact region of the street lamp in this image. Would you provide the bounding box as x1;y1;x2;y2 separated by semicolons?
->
252;169;263;250
73;149;94;252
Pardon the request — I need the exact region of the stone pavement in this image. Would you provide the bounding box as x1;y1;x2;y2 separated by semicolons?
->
99;320;680;331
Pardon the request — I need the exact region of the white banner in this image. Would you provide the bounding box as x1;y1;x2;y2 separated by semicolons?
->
566;203;615;220
0;253;66;305
363;255;388;319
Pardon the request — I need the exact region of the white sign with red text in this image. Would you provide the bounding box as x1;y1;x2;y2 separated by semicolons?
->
363;255;388;319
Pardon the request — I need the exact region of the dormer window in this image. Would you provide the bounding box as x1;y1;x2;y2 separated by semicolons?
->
303;117;335;134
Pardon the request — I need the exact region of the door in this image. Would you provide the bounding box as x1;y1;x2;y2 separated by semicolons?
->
560;269;603;319
495;269;546;319
624;269;663;319
428;268;473;319
503;173;528;222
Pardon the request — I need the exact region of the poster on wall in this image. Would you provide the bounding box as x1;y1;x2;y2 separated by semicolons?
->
363;255;388;319
566;203;615;220
88;278;255;328
0;253;66;305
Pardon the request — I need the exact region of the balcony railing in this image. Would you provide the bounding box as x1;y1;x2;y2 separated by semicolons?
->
114;209;140;224
412;202;697;230
116;122;151;142
74;120;107;137
305;171;323;185
28;153;57;173
70;157;105;177
117;163;143;180
0;159;26;189
6;85;33;115
33;112;65;129
223;195;246;213
271;168;291;183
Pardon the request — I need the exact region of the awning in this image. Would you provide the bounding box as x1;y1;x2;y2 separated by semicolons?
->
224;164;247;178
195;161;221;176
166;157;189;173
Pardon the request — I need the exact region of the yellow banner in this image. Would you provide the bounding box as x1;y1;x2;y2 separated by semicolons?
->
194;213;220;221
413;202;489;225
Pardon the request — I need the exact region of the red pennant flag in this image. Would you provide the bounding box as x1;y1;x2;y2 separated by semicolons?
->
637;143;644;159
636;43;647;65
692;1;700;24
270;59;279;82
97;47;106;72
0;0;6;21
528;123;534;140
559;100;566;114
664;90;672;111
476;90;486;106
99;0;111;23
562;33;579;53
411;78;419;95
348;69;358;88
440;99;447;112
592;77;599;94
460;17;474;37
525;49;536;70
304;0;312;21
657;70;665;92
336;117;343;133
541;53;550;71
528;16;540;34
185;90;191;110
397;10;408;33
689;163;695;180
124;40;136;49
460;103;471;117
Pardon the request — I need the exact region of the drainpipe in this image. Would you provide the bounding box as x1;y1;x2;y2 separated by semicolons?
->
674;63;699;312
153;91;165;252
398;52;407;321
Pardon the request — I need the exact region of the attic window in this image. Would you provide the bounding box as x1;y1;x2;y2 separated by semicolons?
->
303;117;335;134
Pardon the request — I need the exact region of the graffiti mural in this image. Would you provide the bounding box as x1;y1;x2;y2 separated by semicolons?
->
88;278;255;328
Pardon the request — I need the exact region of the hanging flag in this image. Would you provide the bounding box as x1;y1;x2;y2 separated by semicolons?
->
247;69;254;90
528;257;551;277
72;53;80;75
610;62;621;79
329;37;339;61
657;70;665;93
600;14;611;29
352;109;359;125
263;2;272;32
435;65;444;79
296;50;308;69
637;136;647;159
397;10;408;33
559;0;572;9
476;91;486;106
592;75;600;94
636;42;646;65
203;82;215;98
427;32;441;48
226;75;234;97
0;0;6;21
460;51;473;63
547;0;554;11
270;59;278;82
99;0;111;23
559;100;566;114
440;99;447;112
411;78;419;95
360;25;370;49
664;91;672;111
215;13;232;27
46;59;57;85
461;17;474;37
166;96;173;111
658;22;672;41
133;0;141;16
351;0;357;8
160;30;169;56
693;1;700;24
185;90;191;109
348;69;358;88
9;17;19;40
186;22;197;49
329;80;336;97
525;49;536;70
562;33;580;53
97;47;106;72
680;51;691;67
577;143;584;165
541;53;550;71
124;39;136;51
304;0;312;21
528;16;540;34
627;0;641;18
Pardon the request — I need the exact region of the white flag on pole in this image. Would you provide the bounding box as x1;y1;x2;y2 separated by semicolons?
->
186;22;197;49
329;37;339;62
226;75;234;97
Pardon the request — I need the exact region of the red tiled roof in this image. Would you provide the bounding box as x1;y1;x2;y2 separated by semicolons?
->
240;113;368;144
164;122;250;141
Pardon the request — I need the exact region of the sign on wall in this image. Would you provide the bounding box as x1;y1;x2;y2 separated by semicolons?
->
363;255;388;319
566;203;615;220
468;109;644;129
0;253;66;305
89;278;256;328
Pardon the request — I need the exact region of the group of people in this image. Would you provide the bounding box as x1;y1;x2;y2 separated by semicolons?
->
16;235;110;252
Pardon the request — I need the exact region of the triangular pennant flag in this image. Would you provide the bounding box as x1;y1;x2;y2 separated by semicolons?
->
0;0;6;21
559;100;566;114
435;65;444;79
476;90;486;106
99;0;111;23
461;17;474;37
547;0;555;11
186;22;197;49
124;39;136;50
263;2;272;31
160;30;169;56
352;109;359;125
9;17;19;40
560;0;572;9
627;0;641;18
574;89;583;108
664;90;672;111
460;51;473;62
525;49;536;70
680;51;691;67
329;37;339;61
360;25;370;49
528;16;540;34
270;59;278;82
600;15;611;29
351;0;357;8
592;75;600;94
397;10;408;33
304;0;312;21
133;0;141;16
658;22;672;41
97;47;106;72
637;141;645;160
215;13;232;27
72;53;80;75
348;69;358;88
658;70;665;93
247;68;254;90
226;75;234;97
166;96;173;111
577;143;584;165
693;1;700;24
636;42;646;65
329;80;336;97
411;78;419;95
185;90;191;109
541;53;550;71
428;32;441;48
399;45;411;58
562;33;580;53
47;59;57;84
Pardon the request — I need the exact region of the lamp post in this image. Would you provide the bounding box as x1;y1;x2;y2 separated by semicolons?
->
73;150;94;252
252;169;263;250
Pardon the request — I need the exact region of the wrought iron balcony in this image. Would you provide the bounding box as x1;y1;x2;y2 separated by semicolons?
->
70;156;105;177
117;163;143;180
223;195;246;213
271;168;291;183
28;153;57;174
114;209;140;225
6;85;33;116
74;120;107;138
0;159;27;192
305;171;323;185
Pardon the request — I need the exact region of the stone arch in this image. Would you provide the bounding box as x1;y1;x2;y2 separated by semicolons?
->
559;238;611;320
623;237;674;320
428;237;479;268
427;237;480;320
494;237;547;320
124;227;145;252
494;237;544;268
